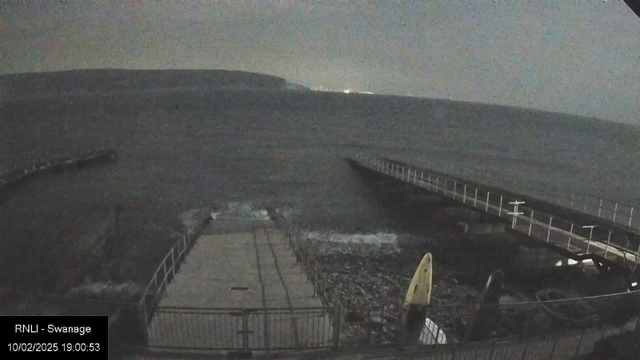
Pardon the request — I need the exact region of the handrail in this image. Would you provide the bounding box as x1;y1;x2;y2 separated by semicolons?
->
140;231;194;320
137;212;211;341
403;158;639;231
278;211;640;352
362;158;640;272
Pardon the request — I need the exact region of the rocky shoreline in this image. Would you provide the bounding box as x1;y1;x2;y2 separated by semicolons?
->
274;207;638;349
278;217;484;347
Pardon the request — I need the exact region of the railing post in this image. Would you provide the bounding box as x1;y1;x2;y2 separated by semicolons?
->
436;177;439;193
604;231;612;258
528;210;534;236
568;224;574;249
508;201;525;229
242;309;250;352
171;249;176;278
570;192;575;209
548;336;559;360
137;301;150;345
520;339;531;360
613;203;619;222
486;192;490;211
629;207;635;227
498;195;503;216
264;309;270;352
428;174;431;191
453;181;457;200
463;184;467;203
420;172;424;187
598;199;603;217
583;226;595;253
474;188;478;207
313;262;318;297
333;305;341;351
547;216;553;242
163;260;168;295
444;178;448;196
396;302;408;350
574;328;587;356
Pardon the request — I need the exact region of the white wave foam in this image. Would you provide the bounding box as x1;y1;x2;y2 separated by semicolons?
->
211;202;270;220
68;281;141;298
305;232;397;246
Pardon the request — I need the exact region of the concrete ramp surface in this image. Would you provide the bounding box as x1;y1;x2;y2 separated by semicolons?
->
147;219;334;351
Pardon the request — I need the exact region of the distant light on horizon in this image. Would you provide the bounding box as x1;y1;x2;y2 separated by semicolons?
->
311;86;374;95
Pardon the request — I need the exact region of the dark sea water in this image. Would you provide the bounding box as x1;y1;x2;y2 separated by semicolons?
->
0;89;638;291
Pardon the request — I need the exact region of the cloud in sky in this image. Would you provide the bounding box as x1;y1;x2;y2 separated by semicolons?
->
0;0;638;123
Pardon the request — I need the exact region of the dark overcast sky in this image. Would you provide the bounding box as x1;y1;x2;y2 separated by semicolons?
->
1;0;638;124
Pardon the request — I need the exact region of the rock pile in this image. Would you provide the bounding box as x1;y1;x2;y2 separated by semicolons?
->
293;230;483;346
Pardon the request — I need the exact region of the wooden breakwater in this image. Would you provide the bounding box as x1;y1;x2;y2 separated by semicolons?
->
0;148;118;190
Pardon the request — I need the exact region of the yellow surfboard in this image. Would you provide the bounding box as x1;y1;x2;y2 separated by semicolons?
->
404;253;433;306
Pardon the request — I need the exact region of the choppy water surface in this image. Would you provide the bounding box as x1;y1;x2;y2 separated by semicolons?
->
0;90;637;290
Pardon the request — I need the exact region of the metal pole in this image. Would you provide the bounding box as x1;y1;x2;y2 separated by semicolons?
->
568;224;574;249
138;301;150;344
428;174;431;191
171;249;176;278
570;192;574;209
463;184;467;203
420;172;424;187
529;210;534;236
574;329;586;356
605;231;612;258
486;192;490;212
613;203;618;222
499;195;503;216
508;201;525;229
474;188;478;207
264;309;270;351
453;181;457;200
583;226;595;253
630;207;635;227
598;199;603;217
547;216;553;242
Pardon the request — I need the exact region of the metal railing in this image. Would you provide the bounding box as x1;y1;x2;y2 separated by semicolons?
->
363;158;640;271
276;215;640;357
139;231;196;328
148;306;337;351
367;325;638;360
413;159;639;231
288;219;640;347
138;214;211;341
